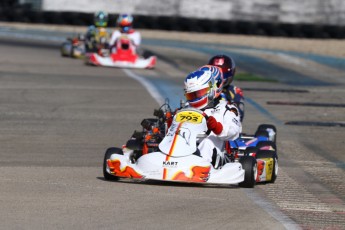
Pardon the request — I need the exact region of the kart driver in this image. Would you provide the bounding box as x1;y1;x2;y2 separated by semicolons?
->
109;14;142;52
184;65;242;168
208;54;245;121
85;11;111;53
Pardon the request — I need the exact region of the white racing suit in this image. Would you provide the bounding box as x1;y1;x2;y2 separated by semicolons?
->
198;100;242;167
109;29;141;49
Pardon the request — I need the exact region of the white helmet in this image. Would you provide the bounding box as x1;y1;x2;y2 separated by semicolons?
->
117;14;134;33
184;66;223;109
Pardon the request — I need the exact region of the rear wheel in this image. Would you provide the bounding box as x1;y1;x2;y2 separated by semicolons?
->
256;150;278;183
257;124;277;132
257;124;277;143
103;147;123;181
60;42;70;57
142;50;154;59
254;130;269;138
239;156;257;188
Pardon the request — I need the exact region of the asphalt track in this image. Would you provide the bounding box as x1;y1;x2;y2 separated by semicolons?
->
0;26;344;230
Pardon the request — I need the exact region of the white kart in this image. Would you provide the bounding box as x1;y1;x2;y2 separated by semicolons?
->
103;108;257;187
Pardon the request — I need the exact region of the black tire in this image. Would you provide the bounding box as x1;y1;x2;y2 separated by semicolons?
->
142;50;154;59
255;150;277;159
257;124;277;143
256;150;278;183
126;139;143;151
140;118;158;130
254;130;269;138
60;42;71;57
256;141;277;151
258;124;276;132
103;147;123;181
131;130;144;140
239;156;257;188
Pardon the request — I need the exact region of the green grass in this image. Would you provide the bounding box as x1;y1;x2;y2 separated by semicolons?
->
235;72;277;82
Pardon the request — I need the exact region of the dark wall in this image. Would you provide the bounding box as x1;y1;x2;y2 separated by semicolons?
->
0;9;344;39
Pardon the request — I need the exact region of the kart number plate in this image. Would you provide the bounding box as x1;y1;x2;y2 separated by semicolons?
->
175;111;203;124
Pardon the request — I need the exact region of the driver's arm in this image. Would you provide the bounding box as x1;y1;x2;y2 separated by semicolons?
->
131;32;141;46
109;30;121;46
218;105;242;141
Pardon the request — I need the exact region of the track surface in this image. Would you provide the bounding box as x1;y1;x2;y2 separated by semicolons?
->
0;27;344;229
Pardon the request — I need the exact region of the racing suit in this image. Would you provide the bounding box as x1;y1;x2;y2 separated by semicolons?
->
221;85;245;122
198;99;242;168
85;27;111;53
109;29;141;53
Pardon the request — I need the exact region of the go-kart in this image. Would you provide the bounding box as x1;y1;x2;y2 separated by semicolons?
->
103;102;257;188
60;34;86;58
61;28;110;58
86;35;156;69
229;124;278;183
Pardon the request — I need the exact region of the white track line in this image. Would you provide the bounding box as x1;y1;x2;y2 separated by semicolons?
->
122;69;164;105
244;189;302;230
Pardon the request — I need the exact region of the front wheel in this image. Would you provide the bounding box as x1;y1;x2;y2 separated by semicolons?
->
239;156;257;188
103;147;123;181
60;42;70;57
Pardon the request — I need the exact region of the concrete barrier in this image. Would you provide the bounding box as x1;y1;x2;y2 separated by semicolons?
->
1;0;345;38
40;0;345;26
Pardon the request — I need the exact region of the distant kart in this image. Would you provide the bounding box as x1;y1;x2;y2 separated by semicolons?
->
60;35;86;58
229;124;278;183
103;102;257;188
86;36;156;69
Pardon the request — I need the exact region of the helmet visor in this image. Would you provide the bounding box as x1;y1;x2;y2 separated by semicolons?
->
222;70;231;79
95;20;107;27
185;87;209;102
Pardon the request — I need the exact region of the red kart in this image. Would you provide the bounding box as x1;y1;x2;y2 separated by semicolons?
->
86;35;156;69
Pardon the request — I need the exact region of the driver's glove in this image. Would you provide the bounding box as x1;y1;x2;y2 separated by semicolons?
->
207;116;223;135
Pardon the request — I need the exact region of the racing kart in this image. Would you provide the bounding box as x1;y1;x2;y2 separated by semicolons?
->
86;35;156;69
60;34;86;58
61;28;110;58
103;102;257;188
